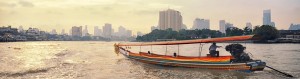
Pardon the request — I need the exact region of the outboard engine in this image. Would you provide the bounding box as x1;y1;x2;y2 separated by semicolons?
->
225;44;251;63
226;44;266;71
246;60;266;71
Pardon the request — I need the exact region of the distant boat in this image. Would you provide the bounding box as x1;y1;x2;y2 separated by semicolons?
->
114;35;266;72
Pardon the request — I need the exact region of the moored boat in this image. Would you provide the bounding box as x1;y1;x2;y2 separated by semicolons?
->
114;35;266;72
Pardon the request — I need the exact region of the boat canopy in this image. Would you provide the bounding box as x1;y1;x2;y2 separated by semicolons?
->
118;35;255;46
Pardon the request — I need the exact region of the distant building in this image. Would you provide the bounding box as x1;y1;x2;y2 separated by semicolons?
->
18;26;24;33
289;24;300;30
219;20;226;33
71;26;82;37
126;30;132;37
246;22;252;29
225;23;234;29
0;26;18;35
278;30;300;42
192;18;210;30
94;26;102;36
50;29;57;35
118;26;127;37
103;23;112;38
158;9;182;31
61;29;65;35
0;26;23;41
82;25;88;36
263;9;275;27
219;20;235;33
26;27;40;36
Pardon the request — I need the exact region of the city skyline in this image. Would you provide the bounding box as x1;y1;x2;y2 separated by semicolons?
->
0;0;299;34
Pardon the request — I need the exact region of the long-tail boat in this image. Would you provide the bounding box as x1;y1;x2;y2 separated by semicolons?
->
114;35;266;72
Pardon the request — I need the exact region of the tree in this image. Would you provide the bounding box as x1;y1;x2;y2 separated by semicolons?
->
226;27;244;36
135;29;225;41
253;25;279;42
243;27;252;35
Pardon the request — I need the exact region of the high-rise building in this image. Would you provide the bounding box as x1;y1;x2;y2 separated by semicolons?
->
72;26;82;37
192;18;210;30
103;23;112;38
219;20;226;33
82;25;88;36
158;9;182;31
94;26;102;36
94;26;98;36
246;22;252;29
263;10;271;25
263;9;275;27
118;26;126;37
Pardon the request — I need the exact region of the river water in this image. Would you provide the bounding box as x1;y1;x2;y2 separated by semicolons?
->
0;41;299;79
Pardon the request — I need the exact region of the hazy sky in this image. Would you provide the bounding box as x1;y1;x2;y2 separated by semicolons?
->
0;0;299;34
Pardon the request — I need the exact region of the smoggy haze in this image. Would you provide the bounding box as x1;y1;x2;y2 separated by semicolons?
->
0;0;299;34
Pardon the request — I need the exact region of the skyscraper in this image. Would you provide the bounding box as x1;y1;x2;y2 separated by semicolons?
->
158;9;182;31
219;20;226;33
103;23;112;38
72;26;82;37
263;10;271;25
192;18;210;30
263;9;275;27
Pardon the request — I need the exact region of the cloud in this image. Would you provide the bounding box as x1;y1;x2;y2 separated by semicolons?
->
134;10;157;15
0;2;16;8
18;0;34;7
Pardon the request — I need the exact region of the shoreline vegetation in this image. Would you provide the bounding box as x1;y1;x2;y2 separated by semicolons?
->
136;25;299;43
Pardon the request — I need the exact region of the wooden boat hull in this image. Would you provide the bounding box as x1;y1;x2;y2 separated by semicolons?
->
117;47;266;72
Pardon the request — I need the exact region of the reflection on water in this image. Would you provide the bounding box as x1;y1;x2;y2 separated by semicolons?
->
0;41;299;79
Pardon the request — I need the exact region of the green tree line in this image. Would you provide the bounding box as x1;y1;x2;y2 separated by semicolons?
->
136;25;279;42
